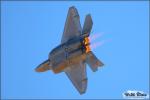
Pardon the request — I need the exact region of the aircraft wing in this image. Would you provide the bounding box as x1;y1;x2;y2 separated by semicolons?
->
64;61;87;94
61;6;82;44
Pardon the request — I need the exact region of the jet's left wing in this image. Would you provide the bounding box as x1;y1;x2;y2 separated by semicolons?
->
61;6;82;44
64;61;87;94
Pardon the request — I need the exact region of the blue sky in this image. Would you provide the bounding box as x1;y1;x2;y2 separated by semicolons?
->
1;1;149;99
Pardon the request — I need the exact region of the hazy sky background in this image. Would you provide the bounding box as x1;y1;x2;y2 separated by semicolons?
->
1;1;149;99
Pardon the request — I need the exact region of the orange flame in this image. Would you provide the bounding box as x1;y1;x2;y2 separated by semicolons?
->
83;37;91;53
85;45;91;53
84;37;90;45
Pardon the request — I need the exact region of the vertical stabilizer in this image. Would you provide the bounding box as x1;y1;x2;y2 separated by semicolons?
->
82;14;93;36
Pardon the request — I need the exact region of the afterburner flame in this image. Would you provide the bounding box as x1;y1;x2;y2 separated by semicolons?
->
90;41;103;50
85;45;91;53
84;37;90;45
89;33;103;42
90;39;111;50
83;37;91;53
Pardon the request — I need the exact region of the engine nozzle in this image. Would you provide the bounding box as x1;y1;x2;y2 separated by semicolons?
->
83;37;91;53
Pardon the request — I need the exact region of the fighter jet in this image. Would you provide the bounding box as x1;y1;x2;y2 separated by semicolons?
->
35;6;104;94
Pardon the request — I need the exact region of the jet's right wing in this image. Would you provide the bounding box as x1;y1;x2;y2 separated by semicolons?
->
61;6;82;44
64;61;87;94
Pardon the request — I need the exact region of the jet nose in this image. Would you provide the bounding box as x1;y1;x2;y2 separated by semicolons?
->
35;66;45;72
35;59;50;72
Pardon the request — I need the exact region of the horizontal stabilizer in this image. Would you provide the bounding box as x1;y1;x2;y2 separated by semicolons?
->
82;14;93;36
86;51;104;72
35;59;51;72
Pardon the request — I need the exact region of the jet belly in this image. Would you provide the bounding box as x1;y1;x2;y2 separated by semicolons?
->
66;38;83;58
50;45;67;73
50;37;85;73
66;38;86;66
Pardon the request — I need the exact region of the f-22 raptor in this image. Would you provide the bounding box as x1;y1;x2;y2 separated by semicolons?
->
35;6;104;94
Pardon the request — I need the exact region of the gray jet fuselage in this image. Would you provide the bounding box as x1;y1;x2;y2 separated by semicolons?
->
49;33;90;73
35;6;104;94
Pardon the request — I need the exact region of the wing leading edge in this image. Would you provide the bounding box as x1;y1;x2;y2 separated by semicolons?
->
61;6;82;44
64;61;87;94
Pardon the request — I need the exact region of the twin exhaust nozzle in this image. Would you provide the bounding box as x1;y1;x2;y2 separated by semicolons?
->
83;37;91;53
